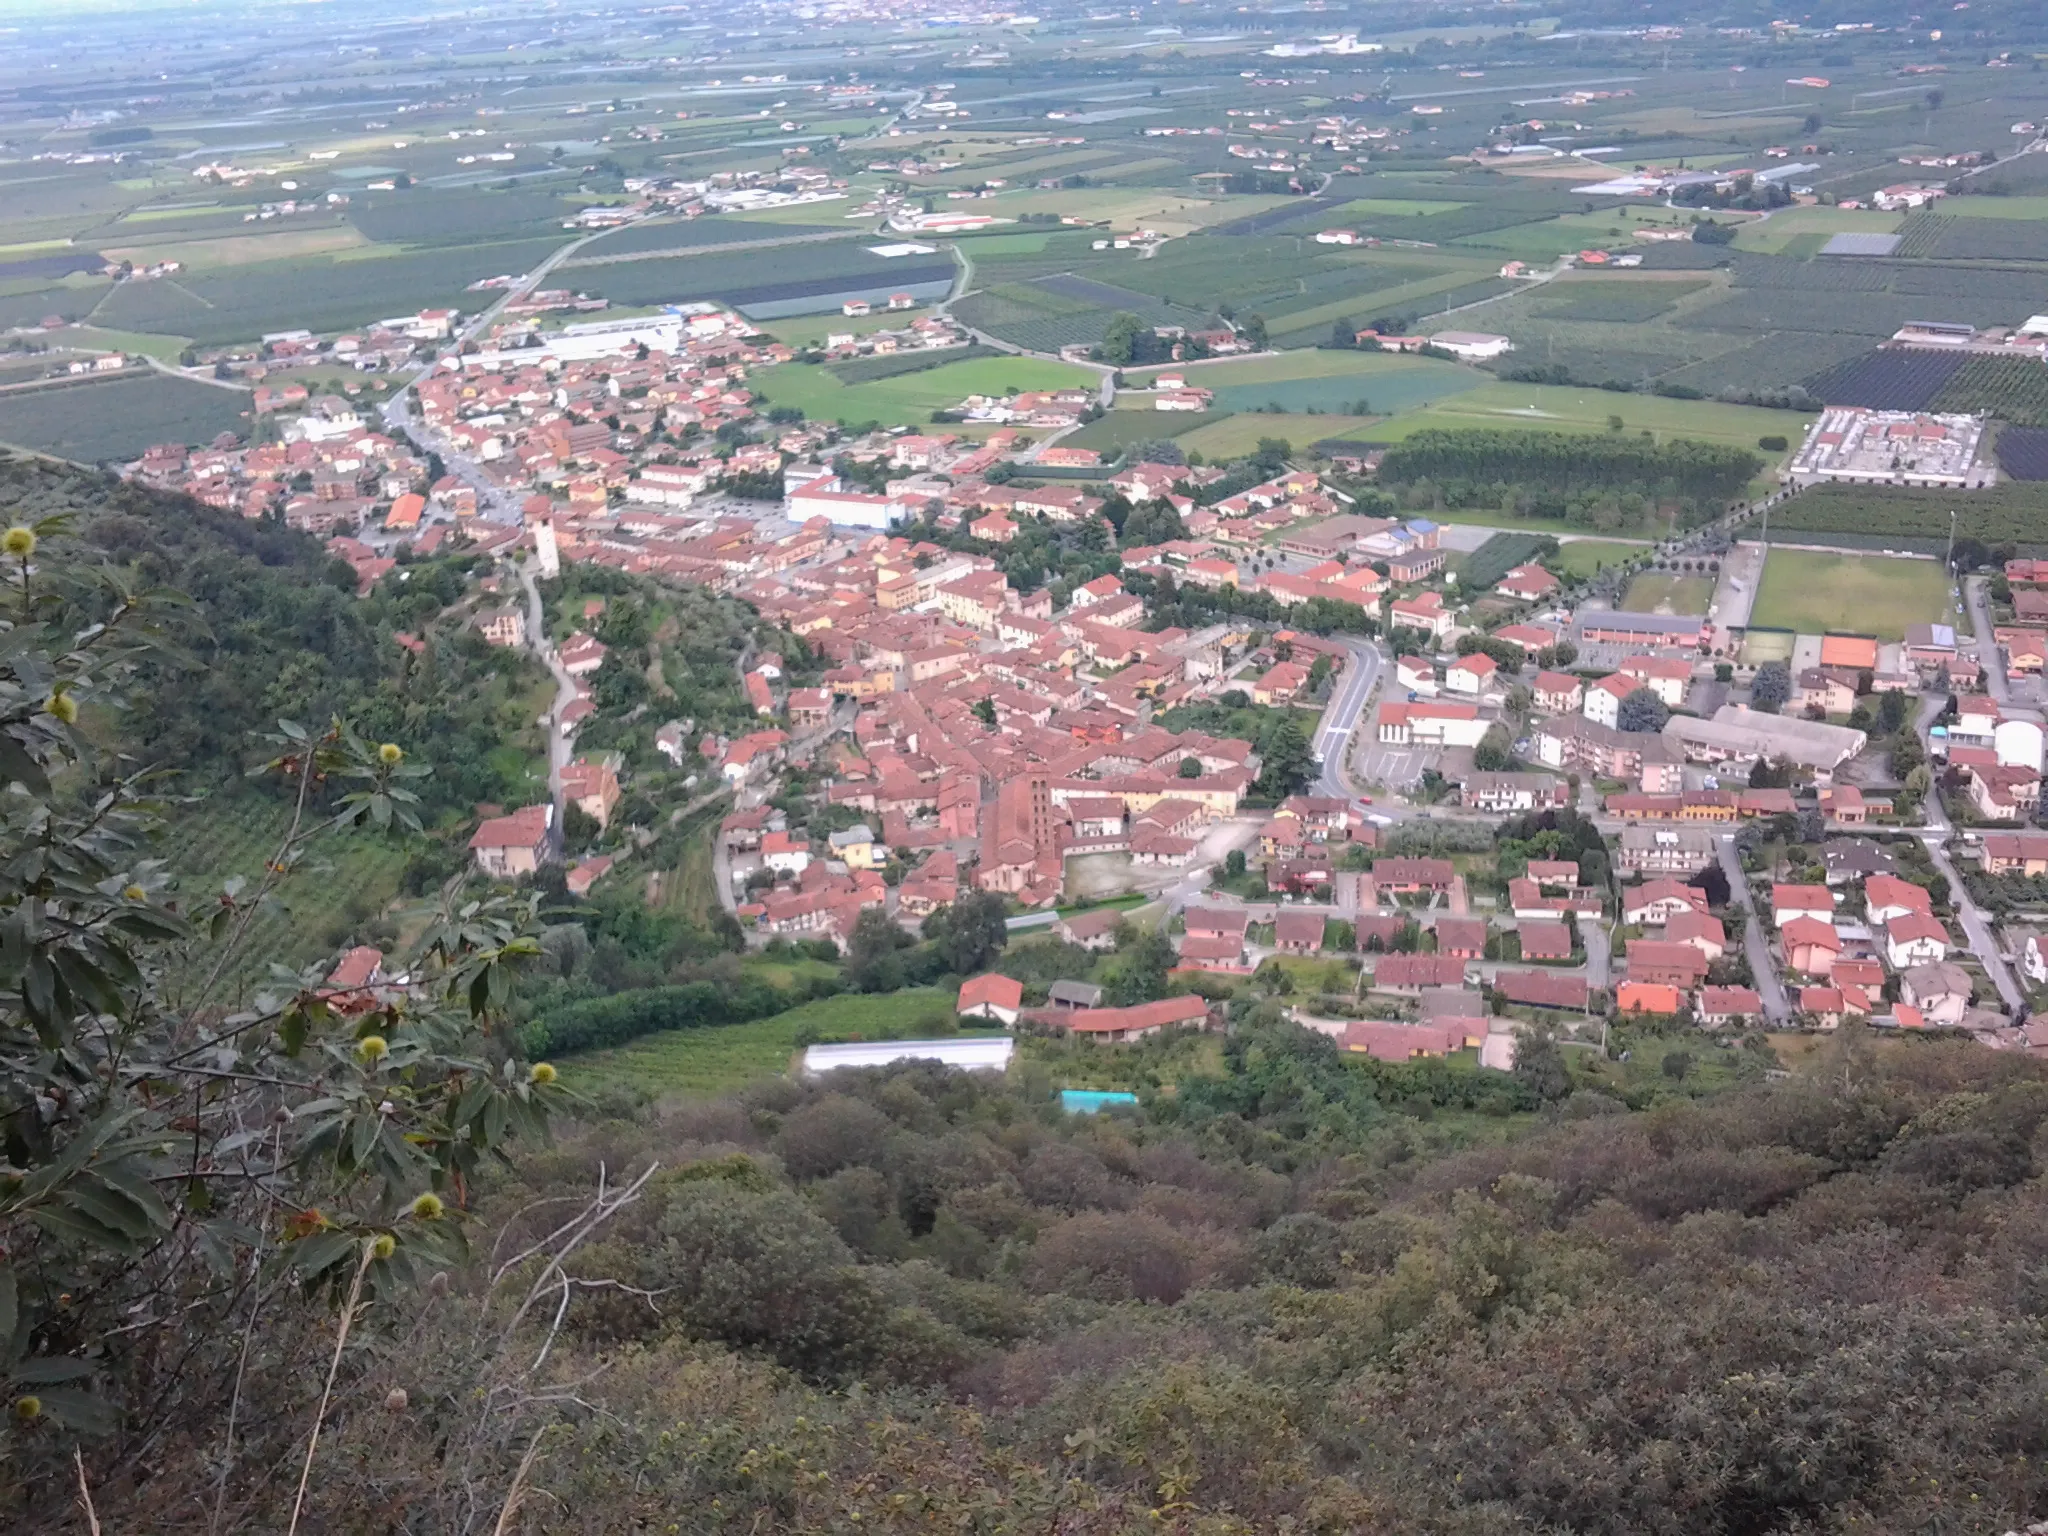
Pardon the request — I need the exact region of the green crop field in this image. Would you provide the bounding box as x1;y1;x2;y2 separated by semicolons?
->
157;793;412;1008
567;988;980;1098
1749;550;1953;639
0;372;251;462
1768;481;2048;550
1620;573;1716;614
750;356;1097;427
1060;406;1220;455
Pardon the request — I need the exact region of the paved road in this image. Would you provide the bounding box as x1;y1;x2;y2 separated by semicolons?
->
1963;574;2040;720
1718;833;1791;1023
517;564;579;840
1911;688;2026;1013
1313;636;1385;800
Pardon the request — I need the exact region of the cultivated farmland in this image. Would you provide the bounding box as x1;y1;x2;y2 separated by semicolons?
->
1803;348;1967;411
1996;427;2048;482
0;373;250;462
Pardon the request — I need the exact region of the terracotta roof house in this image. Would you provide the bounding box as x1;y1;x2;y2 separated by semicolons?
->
1064;994;1211;1042
1617;981;1684;1015
1496;970;1591;1010
1698;985;1762;1027
958;972;1024;1025
469;803;553;878
1519;920;1573;961
1273;909;1329;954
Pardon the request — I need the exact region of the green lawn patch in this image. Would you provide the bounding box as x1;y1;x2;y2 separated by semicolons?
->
1547;538;1642;578
1749;550;1954;640
1620;573;1715;614
566;987;972;1099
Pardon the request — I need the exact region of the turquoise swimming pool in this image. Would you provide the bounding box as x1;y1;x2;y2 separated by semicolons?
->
1060;1089;1138;1114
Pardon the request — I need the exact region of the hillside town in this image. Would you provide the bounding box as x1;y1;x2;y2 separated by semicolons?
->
108;278;2048;1075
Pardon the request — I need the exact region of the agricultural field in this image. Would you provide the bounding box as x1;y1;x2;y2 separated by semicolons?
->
567;988;974;1099
1530;278;1710;326
156;793;411;1007
749;355;1097;428
1059;407;1220;456
1803;348;1967;412
1934;357;2048;428
1620;573;1716;615
1127;350;1481;416
1176;411;1381;461
0;372;251;463
1749;550;1954;639
1732;207;1903;256
1997;427;2048;482
1767;481;2048;550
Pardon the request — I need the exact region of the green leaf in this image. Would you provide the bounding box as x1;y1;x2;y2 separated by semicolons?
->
14;1356;94;1384
35;1385;117;1437
290;1230;358;1279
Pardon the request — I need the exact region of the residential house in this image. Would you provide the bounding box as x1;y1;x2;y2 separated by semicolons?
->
477;606;527;647
1616;824;1718;876
1372;953;1469;992
957;972;1023;1025
468;804;553;877
1584;673;1637;729
1771;884;1835;928
1273;909;1329;954
1864;874;1933;925
1063;994;1211;1042
1445;653;1497;696
1626;939;1709;989
1496;970;1591;1011
1433;917;1488;960
1519;920;1573;961
1666;908;1727;959
1781;916;1842;977
1533;671;1584;714
1617;981;1685;1016
1899;960;1972;1027
1698;986;1762;1028
1623;878;1705;927
1885;913;1950;969
560;755;623;829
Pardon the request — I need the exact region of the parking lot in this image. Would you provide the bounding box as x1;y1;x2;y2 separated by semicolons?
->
1355;740;1435;788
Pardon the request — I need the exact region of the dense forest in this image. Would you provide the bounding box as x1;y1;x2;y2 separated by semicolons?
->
43;1018;2048;1534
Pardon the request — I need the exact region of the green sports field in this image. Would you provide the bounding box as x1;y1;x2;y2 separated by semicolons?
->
1748;550;1954;640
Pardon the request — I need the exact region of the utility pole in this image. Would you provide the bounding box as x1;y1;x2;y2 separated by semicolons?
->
1945;505;1957;576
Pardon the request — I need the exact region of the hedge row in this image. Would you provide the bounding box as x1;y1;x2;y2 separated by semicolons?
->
521;975;834;1058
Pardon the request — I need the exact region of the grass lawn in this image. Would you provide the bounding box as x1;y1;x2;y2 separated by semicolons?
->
1621;573;1716;614
1749;550;1954;640
749;355;1097;427
567;987;973;1098
1131;351;1483;416
1548;537;1643;578
57;325;195;362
